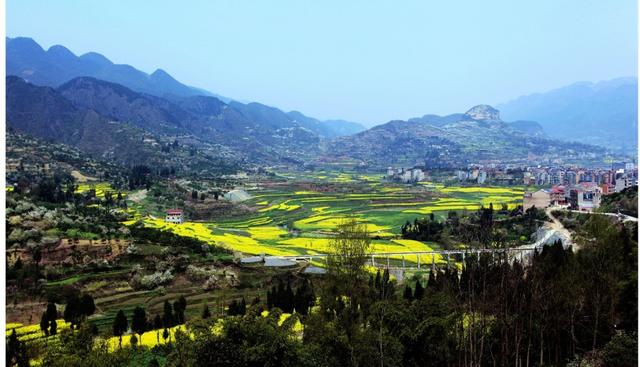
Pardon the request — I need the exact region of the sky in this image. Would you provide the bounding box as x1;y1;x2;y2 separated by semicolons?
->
7;0;638;126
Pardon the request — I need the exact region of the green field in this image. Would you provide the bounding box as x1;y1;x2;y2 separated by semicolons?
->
128;171;524;262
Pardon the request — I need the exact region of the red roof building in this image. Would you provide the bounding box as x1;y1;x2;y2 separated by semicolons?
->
165;208;184;223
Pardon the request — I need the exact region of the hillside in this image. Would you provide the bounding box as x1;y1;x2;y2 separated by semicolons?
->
326;105;606;168
498;77;638;153
6;76;240;174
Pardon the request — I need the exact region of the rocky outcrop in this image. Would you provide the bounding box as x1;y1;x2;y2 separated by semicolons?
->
464;105;501;121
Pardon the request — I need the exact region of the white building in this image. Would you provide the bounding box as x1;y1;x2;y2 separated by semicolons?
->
165;209;184;223
477;171;487;184
411;169;425;182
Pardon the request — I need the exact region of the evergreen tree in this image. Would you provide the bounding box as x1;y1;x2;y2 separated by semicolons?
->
266;288;273;309
50;319;57;336
403;284;413;301
285;281;295;313
294;279;315;315
45;302;57;324
64;295;81;329
173;296;187;324
131;306;147;338
414;280;425;300
163;300;174;327
79;294;96;317
153;314;162;344
202;303;211;319
40;312;49;336
113;310;128;349
6;329;28;367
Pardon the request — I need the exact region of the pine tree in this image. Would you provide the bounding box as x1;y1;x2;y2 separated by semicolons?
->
64;295;80;329
163;300;174;328
202;303;211;319
428;270;441;291
285;281;295;313
131;306;147;338
40;312;49;336
50;319;57;336
113;310;128;349
414;280;425;300
153;314;162;344
267;289;273;309
79;294;96;317
45;302;57;324
276;280;286;310
403;284;413;301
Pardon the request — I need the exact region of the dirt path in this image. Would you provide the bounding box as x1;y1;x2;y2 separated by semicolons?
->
545;207;573;245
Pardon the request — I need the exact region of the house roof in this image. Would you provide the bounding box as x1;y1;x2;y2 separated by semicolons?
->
166;209;183;215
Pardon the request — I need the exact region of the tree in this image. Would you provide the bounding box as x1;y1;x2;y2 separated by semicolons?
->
79;294;96;317
240;297;247;315
414;280;425;300
131;306;147;338
163;328;170;344
130;333;138;349
40;312;50;336
294;279;315;315
191;190;198;200
6;329;28;367
323;217;372;363
163;300;174;327
153;314;162;344
326;218;372;293
64;295;81;329
202;303;211;319
50;319;57;336
45;302;58;324
173;296;187;324
403;284;413;301
113;310;128;349
600;331;637;367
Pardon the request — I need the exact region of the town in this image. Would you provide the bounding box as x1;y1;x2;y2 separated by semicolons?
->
385;162;637;212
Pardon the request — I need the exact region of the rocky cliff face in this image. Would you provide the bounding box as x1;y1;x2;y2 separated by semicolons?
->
464;105;501;121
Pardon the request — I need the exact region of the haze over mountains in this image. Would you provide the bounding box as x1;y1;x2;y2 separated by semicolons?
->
327;105;603;167
6;37;366;138
5;36;635;170
498;78;638;153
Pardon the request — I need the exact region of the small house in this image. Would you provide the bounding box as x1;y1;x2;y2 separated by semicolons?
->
165;208;184;223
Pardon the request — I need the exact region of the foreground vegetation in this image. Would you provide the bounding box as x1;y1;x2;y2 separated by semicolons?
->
7;217;637;367
5;163;637;367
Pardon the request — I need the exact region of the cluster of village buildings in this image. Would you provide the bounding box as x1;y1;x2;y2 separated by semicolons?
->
385;167;426;183
523;164;637;212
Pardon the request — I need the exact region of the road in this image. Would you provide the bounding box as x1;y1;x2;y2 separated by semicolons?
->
564;209;637;222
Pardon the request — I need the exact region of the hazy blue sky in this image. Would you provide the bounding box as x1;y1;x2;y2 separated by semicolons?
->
7;0;638;125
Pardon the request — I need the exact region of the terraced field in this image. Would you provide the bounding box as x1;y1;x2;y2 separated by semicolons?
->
128;171;524;264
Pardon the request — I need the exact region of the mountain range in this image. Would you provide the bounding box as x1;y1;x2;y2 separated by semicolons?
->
325;105;604;167
5;36;631;171
498;77;638;153
6;37;366;138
